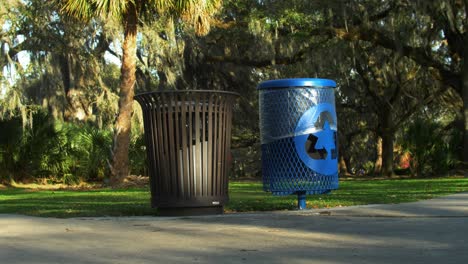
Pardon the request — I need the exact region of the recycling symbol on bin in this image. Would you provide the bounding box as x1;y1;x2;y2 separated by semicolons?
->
293;103;338;175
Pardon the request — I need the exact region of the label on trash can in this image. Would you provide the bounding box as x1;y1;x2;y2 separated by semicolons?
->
212;201;220;205
294;103;338;175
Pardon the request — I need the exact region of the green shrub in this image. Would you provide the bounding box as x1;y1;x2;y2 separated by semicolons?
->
362;161;375;176
0;110;114;184
129;132;147;176
400;118;459;177
431;128;461;174
67;123;112;181
0;116;24;182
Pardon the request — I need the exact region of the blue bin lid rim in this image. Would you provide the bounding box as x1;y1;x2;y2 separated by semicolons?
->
257;78;336;90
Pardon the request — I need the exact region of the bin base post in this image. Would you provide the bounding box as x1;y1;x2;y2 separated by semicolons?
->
297;191;307;210
157;206;223;216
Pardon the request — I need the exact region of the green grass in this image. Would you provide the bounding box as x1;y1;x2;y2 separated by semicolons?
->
228;177;468;211
1;177;467;218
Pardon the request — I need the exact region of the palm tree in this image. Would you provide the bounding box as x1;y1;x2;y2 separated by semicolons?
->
60;0;222;185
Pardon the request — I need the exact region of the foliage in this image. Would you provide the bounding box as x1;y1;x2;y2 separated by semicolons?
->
60;0;222;36
361;161;375;176
0;110;113;184
129;132;147;176
0;114;23;181
69;123;112;181
400;118;460;177
1;178;467;217
2;0;467;182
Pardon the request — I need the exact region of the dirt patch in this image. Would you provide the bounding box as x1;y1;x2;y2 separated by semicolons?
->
8;182;100;191
0;175;150;191
119;175;150;188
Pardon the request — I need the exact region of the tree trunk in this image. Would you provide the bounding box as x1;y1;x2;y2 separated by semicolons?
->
344;156;353;175
374;136;382;175
339;153;348;176
381;132;394;177
378;108;394;177
338;138;348;175
110;3;138;185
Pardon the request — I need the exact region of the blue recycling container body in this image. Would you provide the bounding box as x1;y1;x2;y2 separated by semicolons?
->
258;78;339;195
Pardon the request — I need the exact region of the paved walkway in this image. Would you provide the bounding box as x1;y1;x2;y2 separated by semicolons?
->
1;193;468;264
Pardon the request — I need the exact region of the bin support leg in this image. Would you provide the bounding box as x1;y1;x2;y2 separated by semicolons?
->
297;191;307;210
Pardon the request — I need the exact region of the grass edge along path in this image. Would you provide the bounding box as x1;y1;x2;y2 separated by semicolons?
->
0;177;467;218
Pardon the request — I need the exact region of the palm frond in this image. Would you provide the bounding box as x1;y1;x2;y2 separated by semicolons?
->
149;0;174;13
60;0;95;20
60;0;130;20
179;0;223;36
93;0;129;18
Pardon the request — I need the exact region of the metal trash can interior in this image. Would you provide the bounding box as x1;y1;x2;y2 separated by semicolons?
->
258;78;339;209
134;90;238;216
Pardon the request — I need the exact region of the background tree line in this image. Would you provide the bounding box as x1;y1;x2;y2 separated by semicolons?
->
0;0;466;185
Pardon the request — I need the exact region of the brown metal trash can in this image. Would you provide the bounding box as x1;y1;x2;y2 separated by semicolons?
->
134;90;238;216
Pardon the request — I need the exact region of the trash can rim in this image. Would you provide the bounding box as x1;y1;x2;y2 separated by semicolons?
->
257;78;336;90
134;90;240;99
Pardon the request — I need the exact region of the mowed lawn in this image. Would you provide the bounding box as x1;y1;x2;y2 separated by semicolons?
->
0;178;467;218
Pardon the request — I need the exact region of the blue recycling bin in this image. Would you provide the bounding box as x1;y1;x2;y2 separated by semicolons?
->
258;78;339;209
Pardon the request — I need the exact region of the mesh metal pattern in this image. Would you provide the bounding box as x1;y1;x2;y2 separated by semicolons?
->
259;86;338;195
259;88;336;144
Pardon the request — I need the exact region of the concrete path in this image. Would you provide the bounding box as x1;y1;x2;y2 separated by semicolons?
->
1;193;468;264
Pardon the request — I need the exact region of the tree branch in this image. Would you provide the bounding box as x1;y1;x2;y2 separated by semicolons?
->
105;46;121;60
205;44;312;67
353;52;381;107
92;33;112;58
313;26;462;92
346;0;401;27
393;85;447;130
